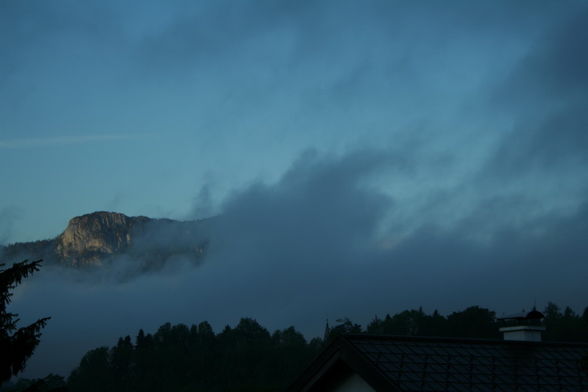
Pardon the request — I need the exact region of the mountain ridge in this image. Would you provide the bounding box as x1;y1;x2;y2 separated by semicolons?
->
0;211;209;271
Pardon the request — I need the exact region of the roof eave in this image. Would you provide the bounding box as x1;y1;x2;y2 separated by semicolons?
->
287;335;401;392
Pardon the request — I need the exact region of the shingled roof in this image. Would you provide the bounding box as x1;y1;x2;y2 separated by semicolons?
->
288;335;588;392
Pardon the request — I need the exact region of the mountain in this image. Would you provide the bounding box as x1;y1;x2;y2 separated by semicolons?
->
0;211;209;270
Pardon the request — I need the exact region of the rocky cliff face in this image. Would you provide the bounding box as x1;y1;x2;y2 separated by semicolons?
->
56;211;150;266
1;211;209;271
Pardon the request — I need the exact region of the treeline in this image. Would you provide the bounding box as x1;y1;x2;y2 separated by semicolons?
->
366;303;588;342
67;319;321;392
347;303;588;342
4;303;588;392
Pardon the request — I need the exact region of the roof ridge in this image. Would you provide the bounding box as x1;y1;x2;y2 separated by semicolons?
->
342;333;588;347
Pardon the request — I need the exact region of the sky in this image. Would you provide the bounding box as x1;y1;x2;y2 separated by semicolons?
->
2;0;588;379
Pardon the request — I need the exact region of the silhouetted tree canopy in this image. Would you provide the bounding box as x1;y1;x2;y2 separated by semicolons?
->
67;318;320;392
0;260;50;386
0;374;66;392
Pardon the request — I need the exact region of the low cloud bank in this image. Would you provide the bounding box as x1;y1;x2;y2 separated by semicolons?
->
12;146;588;377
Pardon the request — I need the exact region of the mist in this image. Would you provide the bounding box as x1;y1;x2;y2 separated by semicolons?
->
13;145;588;377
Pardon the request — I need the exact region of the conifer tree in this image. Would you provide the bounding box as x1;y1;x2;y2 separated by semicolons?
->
0;260;50;385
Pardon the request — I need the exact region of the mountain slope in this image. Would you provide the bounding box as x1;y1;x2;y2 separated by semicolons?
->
0;211;209;270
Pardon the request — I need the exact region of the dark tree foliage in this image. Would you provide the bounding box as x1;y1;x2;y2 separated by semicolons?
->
0;260;50;386
323;317;362;343
446;306;499;339
542;302;588;342
67;318;321;392
0;374;67;392
66;304;588;392
365;304;588;342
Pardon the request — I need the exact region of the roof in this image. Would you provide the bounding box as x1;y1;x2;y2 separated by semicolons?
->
497;308;544;322
288;334;588;392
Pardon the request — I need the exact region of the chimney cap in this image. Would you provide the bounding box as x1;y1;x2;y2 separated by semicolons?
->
499;325;546;342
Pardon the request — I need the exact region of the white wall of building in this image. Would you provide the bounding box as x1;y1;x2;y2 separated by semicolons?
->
333;372;375;392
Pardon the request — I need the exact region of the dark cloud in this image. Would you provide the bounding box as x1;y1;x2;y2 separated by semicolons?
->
188;184;215;220
490;8;588;173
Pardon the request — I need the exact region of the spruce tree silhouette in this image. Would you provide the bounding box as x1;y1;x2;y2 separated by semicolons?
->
0;260;50;385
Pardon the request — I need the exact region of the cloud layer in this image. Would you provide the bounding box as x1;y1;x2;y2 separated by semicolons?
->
2;0;586;242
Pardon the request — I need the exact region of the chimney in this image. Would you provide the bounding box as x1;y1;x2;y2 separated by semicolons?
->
498;308;545;342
